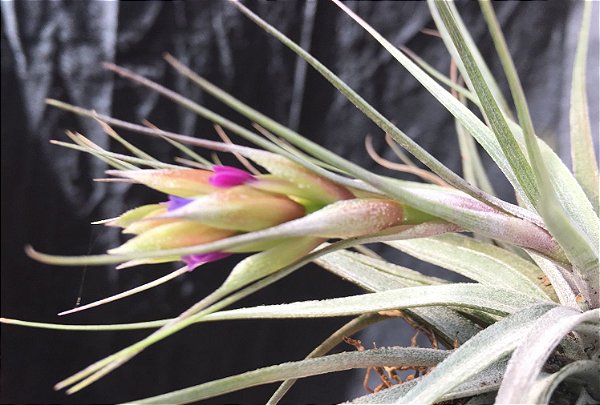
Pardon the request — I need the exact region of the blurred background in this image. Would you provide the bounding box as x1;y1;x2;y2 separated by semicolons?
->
2;1;598;403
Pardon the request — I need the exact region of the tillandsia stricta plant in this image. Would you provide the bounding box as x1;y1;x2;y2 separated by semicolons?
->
2;0;599;404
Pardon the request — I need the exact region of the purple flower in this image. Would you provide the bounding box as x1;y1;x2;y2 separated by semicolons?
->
162;195;194;211
209;165;255;188
183;252;232;271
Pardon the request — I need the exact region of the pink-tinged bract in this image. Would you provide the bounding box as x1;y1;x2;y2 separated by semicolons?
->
183;252;233;271
209;165;256;188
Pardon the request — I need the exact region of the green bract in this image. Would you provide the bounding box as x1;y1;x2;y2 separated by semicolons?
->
2;1;598;404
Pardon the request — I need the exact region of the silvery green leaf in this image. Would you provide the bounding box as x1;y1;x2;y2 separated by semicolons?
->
531;136;600;253
478;0;599;288
202;284;540;322
125;347;449;405
348;360;507;404
315;249;481;346
327;248;447;286
396;303;556;404
231;0;545;225
315;250;436;291
432;0;538;207
427;0;511;117
329;0;532;208
496;307;600;404
569;1;599;212
527;251;579;309
525;360;600;404
388;234;553;300
433;0;599;306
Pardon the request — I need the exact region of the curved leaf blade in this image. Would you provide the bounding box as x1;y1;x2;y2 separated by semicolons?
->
231;0;545;225
527;251;579;309
329;0;532;208
349;360;507;404
396;303;556;404
569;1;599;212
432;0;538;207
434;0;599;306
388;234;554;300
315;249;481;346
496;307;600;404
525;360;600;404
202;284;541;322
126;347;449;405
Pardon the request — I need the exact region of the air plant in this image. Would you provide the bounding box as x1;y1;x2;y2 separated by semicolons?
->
2;0;598;404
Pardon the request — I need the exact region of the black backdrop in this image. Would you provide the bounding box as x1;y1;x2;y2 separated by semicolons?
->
1;1;597;403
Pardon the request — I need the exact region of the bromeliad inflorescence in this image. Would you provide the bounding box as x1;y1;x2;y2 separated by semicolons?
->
99;146;431;276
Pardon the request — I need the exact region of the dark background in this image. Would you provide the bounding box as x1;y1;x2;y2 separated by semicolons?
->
1;1;598;403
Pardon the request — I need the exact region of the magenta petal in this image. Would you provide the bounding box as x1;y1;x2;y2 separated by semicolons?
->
209;165;255;188
161;195;194;211
183;252;232;271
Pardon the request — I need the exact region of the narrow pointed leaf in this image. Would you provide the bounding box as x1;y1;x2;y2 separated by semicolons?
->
396;303;556;404
315;249;481;346
50;231;439;392
569;1;599;212
231;0;543;221
480;0;599;252
0;318;167;331
427;0;512;116
388;234;554;300
453;91;496;197
496;307;599;404
433;0;538;206
127;347;449;405
58;267;188;316
95;119;160;163
221;237;322;292
349;360;507;404
400;46;479;106
201;285;540;321
435;0;599;305
329;0;533;208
